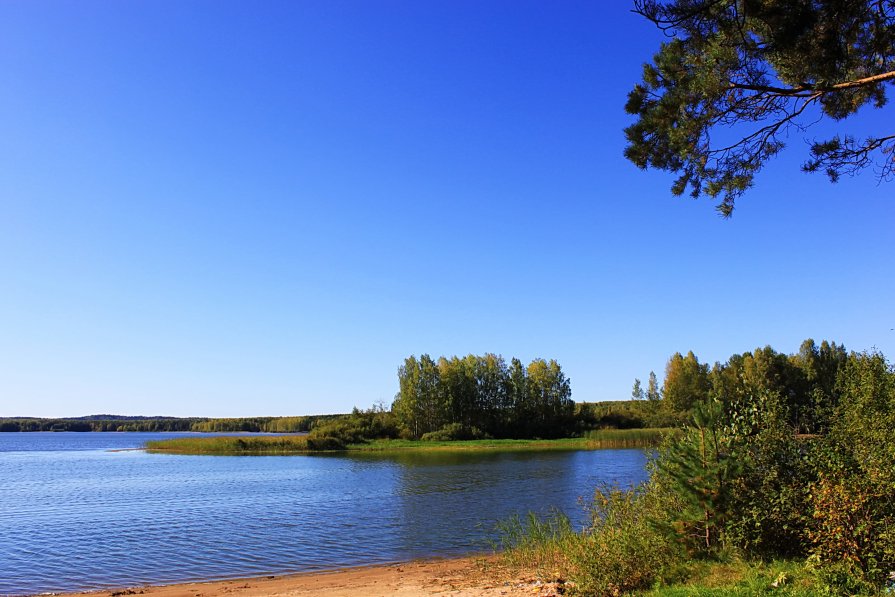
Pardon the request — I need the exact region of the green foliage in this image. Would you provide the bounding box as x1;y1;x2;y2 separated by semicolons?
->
656;401;742;553
721;392;810;558
420;423;490;441
647;370;662;402
641;559;829;596
570;484;686;595
656;339;847;433
625;0;895;215
392;353;574;439
306;407;400;445
807;559;884;596
663;351;710;414
791;339;848;435
496;341;893;595
575;399;679;430
806;351;895;587
500;483;684;595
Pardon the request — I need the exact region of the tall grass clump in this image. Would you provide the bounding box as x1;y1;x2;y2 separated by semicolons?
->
500;482;684;596
584;427;676;448
496;509;578;574
145;435;344;454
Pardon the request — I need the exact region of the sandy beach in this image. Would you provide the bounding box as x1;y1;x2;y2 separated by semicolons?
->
53;557;565;597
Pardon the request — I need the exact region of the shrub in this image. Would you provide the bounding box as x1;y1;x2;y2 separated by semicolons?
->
808;558;882;596
420;423;490;441
308;408;400;445
568;483;684;595
500;482;683;596
305;436;345;451
806;351;895;588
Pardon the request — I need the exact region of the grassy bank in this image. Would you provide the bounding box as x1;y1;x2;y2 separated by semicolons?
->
144;428;672;455
497;491;858;597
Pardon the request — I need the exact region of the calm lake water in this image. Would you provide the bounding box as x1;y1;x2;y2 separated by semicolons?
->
0;432;649;596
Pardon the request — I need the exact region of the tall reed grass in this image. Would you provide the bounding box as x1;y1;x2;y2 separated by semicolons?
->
584;427;677;448
144;435;343;454
145;428;675;455
498;484;685;595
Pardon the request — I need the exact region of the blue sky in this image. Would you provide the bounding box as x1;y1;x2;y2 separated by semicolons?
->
2;1;892;417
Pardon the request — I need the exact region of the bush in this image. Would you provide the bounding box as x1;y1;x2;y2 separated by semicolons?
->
420;423;491;441
569;484;684;595
305;436;345;451
806;352;895;588
500;482;684;596
722;404;811;559
808;558;882;596
308;407;400;445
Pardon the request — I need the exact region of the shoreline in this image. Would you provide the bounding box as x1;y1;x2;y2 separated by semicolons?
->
47;556;564;597
142;430;671;456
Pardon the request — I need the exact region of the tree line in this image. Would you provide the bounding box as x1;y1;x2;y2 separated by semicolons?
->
392;354;574;439
635;338;848;433
0;414;342;433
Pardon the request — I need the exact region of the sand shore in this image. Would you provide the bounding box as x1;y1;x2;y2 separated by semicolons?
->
53;556;565;597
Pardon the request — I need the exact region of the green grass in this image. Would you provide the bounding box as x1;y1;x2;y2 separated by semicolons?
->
637;559;835;596
497;514;839;596
144;428;670;455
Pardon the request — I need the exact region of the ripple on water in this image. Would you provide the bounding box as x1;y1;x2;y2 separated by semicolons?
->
0;433;649;595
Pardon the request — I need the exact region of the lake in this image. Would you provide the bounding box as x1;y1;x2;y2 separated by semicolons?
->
0;432;649;595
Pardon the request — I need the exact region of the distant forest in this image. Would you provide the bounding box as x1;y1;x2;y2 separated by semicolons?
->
0;414;343;433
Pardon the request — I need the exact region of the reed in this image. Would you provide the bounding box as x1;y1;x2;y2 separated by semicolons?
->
495;509;578;572
583;427;677;448
357;437;593;452
144;435;343;454
145;429;673;455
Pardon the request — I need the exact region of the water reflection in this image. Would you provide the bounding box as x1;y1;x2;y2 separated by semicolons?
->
345;449;650;557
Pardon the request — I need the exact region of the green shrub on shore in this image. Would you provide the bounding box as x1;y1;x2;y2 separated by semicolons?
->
420;423;491;441
498;482;685;595
501;345;895;595
570;484;685;595
307;407;401;445
496;509;577;574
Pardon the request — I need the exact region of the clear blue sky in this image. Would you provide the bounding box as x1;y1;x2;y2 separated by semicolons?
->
1;1;892;418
